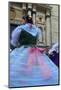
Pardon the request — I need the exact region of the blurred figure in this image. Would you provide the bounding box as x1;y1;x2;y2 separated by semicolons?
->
48;43;59;67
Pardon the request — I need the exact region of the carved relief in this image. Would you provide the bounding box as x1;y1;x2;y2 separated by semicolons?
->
10;7;16;20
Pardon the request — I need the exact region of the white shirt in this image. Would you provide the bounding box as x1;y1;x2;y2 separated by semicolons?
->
48;43;59;54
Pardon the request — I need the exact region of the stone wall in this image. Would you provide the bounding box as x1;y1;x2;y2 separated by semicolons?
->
50;5;59;45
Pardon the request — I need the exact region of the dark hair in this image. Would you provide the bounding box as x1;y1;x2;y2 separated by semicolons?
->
22;15;33;24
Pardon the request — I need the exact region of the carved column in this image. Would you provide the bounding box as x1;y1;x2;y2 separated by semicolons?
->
45;10;51;46
32;5;36;24
27;4;32;16
22;3;26;10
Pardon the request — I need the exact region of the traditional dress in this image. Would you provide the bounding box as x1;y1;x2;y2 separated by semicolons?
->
9;23;59;87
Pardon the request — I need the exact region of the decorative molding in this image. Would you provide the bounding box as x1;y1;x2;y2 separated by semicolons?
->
45;10;51;18
10;5;22;11
28;4;32;9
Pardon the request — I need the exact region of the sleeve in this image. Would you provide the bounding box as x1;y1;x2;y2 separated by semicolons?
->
11;26;22;46
48;48;54;55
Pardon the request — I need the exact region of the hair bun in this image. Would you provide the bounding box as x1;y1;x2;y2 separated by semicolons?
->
28;16;32;19
22;15;33;24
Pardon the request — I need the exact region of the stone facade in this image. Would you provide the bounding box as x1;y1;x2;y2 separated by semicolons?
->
9;2;59;47
50;5;59;45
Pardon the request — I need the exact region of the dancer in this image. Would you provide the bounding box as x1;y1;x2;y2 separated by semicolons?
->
9;15;58;87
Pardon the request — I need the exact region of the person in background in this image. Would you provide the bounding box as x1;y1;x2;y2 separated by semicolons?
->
48;42;59;67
